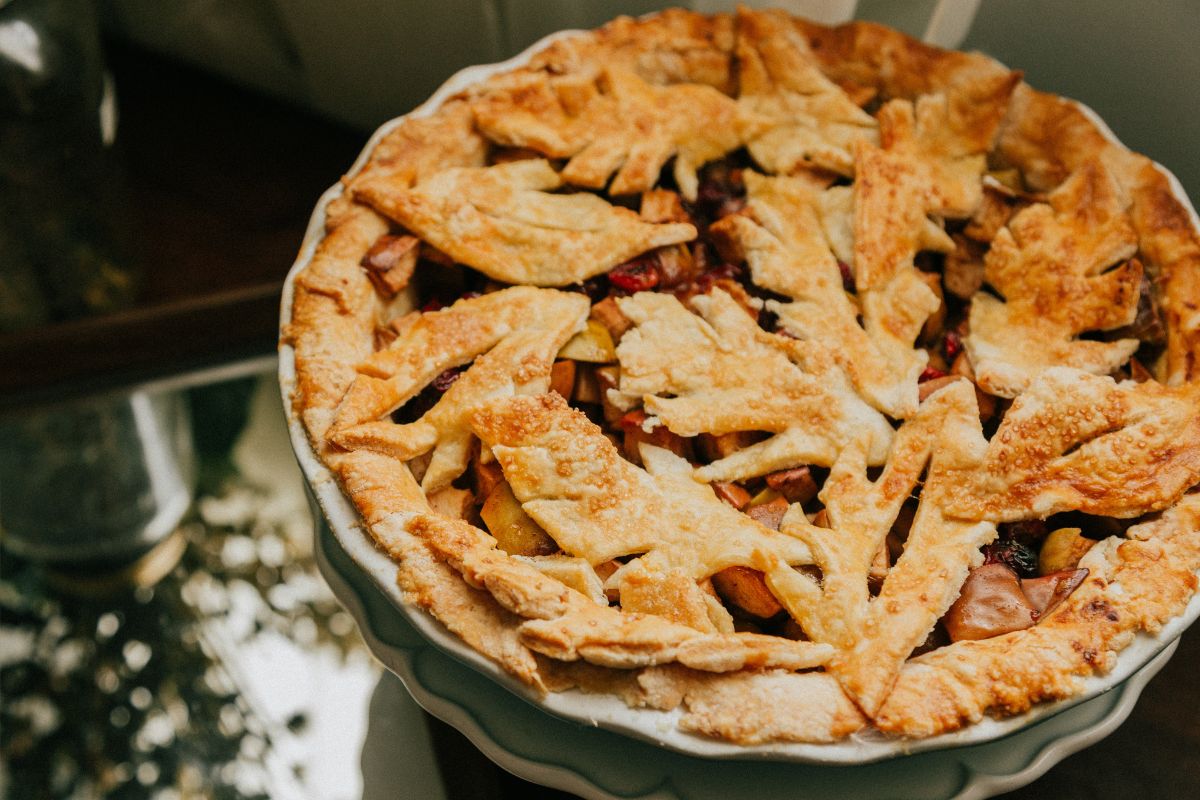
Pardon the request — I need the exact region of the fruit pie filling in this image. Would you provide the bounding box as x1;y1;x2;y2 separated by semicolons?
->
363;154;1169;653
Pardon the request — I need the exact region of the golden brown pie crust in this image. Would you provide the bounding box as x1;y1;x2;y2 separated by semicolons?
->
283;8;1200;744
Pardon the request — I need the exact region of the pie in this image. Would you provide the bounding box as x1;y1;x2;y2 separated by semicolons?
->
283;8;1200;744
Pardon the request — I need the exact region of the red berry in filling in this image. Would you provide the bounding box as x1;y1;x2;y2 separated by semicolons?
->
943;330;963;361
919;365;947;383
609;257;661;293
432;366;465;392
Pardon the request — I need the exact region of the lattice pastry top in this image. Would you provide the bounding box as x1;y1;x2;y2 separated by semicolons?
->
285;7;1200;744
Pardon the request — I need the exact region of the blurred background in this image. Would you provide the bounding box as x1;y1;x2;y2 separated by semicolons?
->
1;1;1197;798
101;0;1200;196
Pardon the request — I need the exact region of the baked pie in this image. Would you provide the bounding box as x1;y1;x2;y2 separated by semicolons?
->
284;8;1200;744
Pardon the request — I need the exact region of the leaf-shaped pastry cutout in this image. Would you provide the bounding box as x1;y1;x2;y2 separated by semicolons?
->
471;71;589;158
735;7;877;177
853;70;1017;291
565;69;759;200
473;68;757;200
851;105;957;292
354;159;695;286
776;382;983;651
408;509;834;673
905;69;1021;217
711;171;934;417
966;162;1143;397
875;492;1200;737
824;381;998;715
942;367;1200;520
470;393;821;636
345;97;487;193
614;288;895;481
327;287;590;492
852;119;940;294
827;369;1199;717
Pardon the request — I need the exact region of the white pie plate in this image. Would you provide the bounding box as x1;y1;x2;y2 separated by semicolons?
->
278;24;1200;770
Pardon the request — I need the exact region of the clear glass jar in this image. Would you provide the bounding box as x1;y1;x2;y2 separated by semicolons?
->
0;0;138;332
0;388;194;563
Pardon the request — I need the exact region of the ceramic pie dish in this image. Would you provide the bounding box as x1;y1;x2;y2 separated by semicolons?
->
279;8;1200;759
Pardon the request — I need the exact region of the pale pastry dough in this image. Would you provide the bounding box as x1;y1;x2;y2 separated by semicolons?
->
829;382;996;715
735;6;878;177
355;159;696;286
783;381;984;652
941;368;1200;521
329;287;589;492
473;67;758;200
967;161;1143;397
876;493;1200;736
711;171;933;417
471;393;821;632
614;288;895;479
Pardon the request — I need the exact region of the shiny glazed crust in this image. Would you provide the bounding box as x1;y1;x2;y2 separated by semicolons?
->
282;8;1200;744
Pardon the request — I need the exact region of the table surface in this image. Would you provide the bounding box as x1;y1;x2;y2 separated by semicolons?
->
2;38;1197;800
